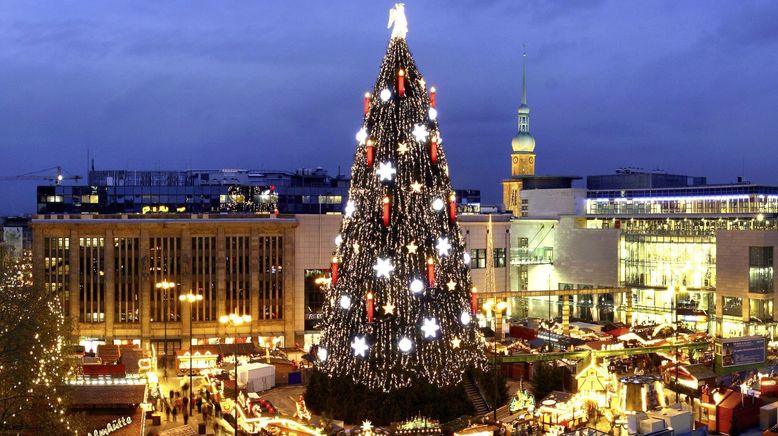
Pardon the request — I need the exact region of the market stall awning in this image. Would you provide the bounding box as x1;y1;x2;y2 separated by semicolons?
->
190;343;259;356
68;384;146;408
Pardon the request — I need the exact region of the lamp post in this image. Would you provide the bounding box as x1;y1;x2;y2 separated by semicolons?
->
155;280;176;379
483;300;507;423
179;291;203;417
220;311;252;436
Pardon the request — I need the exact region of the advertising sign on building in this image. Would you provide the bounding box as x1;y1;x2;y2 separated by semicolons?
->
718;336;766;368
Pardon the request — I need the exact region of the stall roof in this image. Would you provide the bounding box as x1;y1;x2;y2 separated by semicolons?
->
683;364;716;381
188;343;259;356
69;384;145;407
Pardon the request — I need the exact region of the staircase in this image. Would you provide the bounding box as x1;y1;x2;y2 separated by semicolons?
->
463;374;490;416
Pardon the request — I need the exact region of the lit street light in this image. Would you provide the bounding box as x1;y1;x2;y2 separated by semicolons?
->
483;299;508;423
220;311;252;436
179;291;203;416
155;280;176;378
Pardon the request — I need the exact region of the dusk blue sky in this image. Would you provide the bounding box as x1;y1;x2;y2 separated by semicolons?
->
1;1;777;215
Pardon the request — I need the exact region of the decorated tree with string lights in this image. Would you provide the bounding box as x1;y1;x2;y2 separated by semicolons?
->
0;248;82;433
307;4;485;422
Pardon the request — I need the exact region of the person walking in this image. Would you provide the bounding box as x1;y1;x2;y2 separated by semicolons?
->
165;402;171;422
171;404;178;422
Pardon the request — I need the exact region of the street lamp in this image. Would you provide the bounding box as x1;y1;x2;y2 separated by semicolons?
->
220;311;252;436
483;300;508;423
155;280;176;379
179;291;203;416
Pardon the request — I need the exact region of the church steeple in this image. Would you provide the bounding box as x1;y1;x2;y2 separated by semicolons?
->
512;48;535;152
521;48;527;107
503;47;537;217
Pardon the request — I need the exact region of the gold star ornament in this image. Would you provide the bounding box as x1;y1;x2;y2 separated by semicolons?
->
410;181;423;192
397;142;409;155
406;241;418;254
451;337;461;349
418;77;426;90
382;301;395;315
353;242;360;254
446;280;457;291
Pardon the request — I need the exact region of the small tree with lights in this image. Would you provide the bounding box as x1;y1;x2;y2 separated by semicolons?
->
0;247;83;433
306;4;486;423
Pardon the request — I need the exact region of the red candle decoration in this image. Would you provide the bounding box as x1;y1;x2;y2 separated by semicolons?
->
273;208;279;218
448;193;457;223
366;291;374;323
471;286;478;314
364;92;371;115
330;256;339;286
430;132;439;164
426;258;435;288
382;195;391;227
397;69;406;97
430;86;437;108
366;139;375;167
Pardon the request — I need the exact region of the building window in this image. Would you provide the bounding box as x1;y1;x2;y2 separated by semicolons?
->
192;236;216;321
150;237;181;323
79;237;105;323
722;296;742;317
258;235;284;320
44;237;69;317
750;299;773;322
470;249;486;269
114;238;140;323
304;269;330;330
493;248;506;268
226;236;251;316
749;246;773;293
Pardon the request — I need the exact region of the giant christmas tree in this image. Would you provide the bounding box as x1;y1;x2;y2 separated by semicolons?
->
310;4;485;416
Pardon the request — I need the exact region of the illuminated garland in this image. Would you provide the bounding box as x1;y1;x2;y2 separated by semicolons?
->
315;10;486;392
0;250;79;433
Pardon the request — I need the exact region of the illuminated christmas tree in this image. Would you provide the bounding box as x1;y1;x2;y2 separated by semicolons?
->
313;3;485;399
0;248;82;433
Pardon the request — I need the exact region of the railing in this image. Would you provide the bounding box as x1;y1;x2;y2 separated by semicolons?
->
510;247;553;265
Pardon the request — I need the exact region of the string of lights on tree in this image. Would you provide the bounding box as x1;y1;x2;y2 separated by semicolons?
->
315;4;486;392
0;249;79;433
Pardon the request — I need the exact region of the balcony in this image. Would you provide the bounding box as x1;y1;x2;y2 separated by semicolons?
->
510;247;553;265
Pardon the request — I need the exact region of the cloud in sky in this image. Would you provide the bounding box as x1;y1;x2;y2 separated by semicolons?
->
0;1;776;214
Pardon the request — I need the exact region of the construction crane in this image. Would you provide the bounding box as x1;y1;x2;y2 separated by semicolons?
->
0;166;82;185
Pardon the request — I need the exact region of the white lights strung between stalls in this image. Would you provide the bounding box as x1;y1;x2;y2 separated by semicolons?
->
410;279;424;294
344;200;355;217
380;88;392;102
432;198;445;211
317;347;328;362
436;237;451;256
460;311;472;325
339;295;352;310
376;162;397;182
373;257;394;278
351;336;369;357
356;127;368;144
412;124;429;142
421;317;440;338
398;337;413;353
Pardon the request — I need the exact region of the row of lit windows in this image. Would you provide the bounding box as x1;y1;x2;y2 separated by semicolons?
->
43;235;285;324
586;196;778;215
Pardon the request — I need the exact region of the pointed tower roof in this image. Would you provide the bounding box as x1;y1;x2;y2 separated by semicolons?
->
519;48;529;113
512;47;535;152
